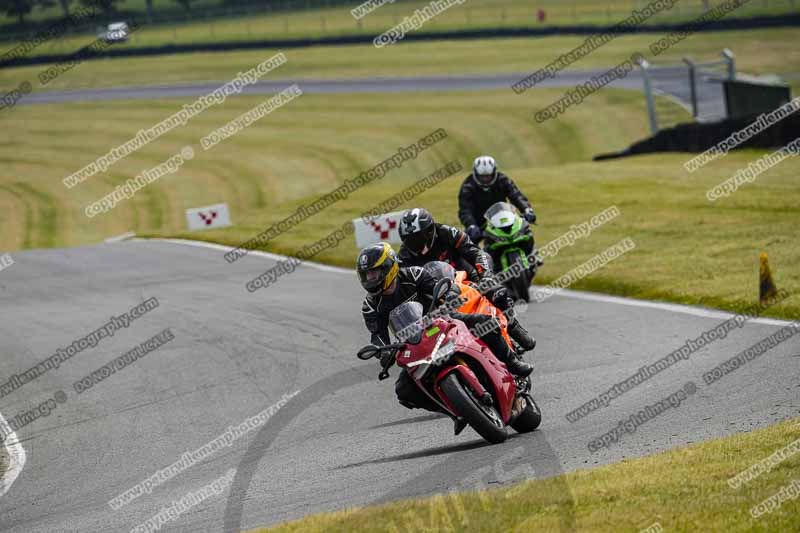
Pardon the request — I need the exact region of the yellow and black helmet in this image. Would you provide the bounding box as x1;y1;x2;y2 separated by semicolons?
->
356;242;399;294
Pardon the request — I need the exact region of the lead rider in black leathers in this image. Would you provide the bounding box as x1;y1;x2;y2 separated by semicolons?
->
357;243;533;433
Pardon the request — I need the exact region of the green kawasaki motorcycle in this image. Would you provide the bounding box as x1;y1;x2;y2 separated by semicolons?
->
482;202;542;303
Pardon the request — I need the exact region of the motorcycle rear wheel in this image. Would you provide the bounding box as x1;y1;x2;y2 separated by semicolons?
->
440;373;508;444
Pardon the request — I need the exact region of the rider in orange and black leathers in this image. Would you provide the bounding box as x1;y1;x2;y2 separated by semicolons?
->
396;208;536;356
396;208;492;284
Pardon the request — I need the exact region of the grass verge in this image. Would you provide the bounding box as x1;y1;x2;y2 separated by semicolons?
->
1;29;799;93
254;417;800;532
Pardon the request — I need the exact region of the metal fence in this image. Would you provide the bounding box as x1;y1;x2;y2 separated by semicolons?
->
639;50;737;133
1;0;798;46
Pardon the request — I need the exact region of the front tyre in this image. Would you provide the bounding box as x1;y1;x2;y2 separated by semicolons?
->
506;252;531;302
440;373;507;444
510;395;542;433
510;270;531;302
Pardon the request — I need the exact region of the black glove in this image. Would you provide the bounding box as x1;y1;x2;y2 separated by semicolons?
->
523;208;536;224
379;350;395;369
466;225;482;243
488;286;513;311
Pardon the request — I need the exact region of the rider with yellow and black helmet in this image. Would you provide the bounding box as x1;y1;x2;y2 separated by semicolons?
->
358;242;437;347
357;243;533;426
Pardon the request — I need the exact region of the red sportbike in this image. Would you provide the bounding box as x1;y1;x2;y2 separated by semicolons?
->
357;282;541;444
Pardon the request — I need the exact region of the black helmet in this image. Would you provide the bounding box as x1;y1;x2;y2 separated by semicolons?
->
472;155;498;190
399;208;436;255
422;261;455;283
356;242;399;294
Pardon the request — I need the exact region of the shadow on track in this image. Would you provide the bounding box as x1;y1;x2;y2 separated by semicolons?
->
367;413;445;430
223;364;576;532
335;439;491;470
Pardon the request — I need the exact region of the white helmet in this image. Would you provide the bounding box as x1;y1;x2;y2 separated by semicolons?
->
472;155;497;189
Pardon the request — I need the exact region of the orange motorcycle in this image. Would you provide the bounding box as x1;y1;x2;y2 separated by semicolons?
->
423;262;514;350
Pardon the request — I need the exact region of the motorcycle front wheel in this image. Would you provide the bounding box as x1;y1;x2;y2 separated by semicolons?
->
440;373;508;444
509;272;531;303
505;251;531;302
510;395;542;433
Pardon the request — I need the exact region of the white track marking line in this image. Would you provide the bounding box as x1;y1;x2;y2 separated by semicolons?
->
134;237;353;274
0;411;26;499
531;287;794;327
105;231;136;243
134;238;795;326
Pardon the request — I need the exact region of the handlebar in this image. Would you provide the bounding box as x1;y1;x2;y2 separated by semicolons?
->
357;343;405;381
377;342;404;380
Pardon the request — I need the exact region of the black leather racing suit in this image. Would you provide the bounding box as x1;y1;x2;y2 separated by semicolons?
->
397;223;493;283
361;266;517;412
457;172;533;230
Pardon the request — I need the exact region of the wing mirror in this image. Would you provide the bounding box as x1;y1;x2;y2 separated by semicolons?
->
357;345;380;360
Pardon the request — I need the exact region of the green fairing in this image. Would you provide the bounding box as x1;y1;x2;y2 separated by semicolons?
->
486;213;532;273
500;249;530;271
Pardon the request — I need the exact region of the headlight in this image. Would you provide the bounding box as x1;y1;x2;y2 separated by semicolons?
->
431;340;456;365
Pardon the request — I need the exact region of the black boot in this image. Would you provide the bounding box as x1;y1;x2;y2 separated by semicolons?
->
504;353;534;378
507;317;536;352
495;340;533;377
453;417;468;435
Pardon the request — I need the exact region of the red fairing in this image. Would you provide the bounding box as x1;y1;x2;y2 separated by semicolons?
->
394;319;453;370
433;318;517;423
392;316;517;423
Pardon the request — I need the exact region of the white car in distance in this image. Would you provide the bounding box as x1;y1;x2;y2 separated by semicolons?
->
100;22;130;43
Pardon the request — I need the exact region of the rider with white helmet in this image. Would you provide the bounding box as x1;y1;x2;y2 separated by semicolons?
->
458;155;536;243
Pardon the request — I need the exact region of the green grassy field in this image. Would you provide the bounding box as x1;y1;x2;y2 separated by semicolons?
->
253;417;800;532
2;0;796;51
2;29;799;94
1;75;798;318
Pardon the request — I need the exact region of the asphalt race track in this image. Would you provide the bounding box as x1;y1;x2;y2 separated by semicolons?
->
0;239;797;532
17;68;715;119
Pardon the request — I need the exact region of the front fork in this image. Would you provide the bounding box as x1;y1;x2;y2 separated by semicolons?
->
509;376;533;422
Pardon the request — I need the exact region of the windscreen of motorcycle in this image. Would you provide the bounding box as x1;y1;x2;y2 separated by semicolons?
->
389;301;424;344
484;202;518;230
